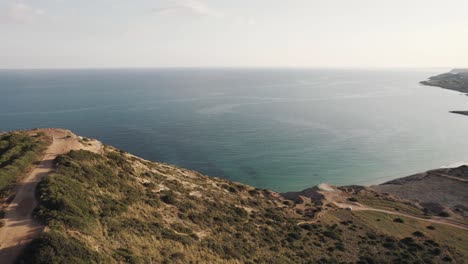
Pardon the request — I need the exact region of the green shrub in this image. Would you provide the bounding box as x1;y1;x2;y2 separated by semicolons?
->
0;132;48;194
161;228;193;245
334;242;345;251
228;186;238;193
358;256;377;264
431;248;442;256
412;231;425;238
113;248;142;264
171;223;193;234
35;171;95;229
438;212;450;217
442;256;452;262
286;232;302;241
323;230;341;241
382;241;396;249
34;150;143;230
17;231;105;264
169;252;186;262
100;196;128;217
160;190;177;205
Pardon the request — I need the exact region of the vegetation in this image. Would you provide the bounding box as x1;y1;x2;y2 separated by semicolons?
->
421;70;468;93
438;212;451;217
21;148;328;262
0;131;50;198
11;145;464;263
348;189;426;217
19;231;106;264
321;210;467;263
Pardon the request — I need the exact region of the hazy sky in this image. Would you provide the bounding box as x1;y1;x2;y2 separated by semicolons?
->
1;0;467;68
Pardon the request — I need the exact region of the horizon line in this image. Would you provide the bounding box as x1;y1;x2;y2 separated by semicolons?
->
0;66;457;71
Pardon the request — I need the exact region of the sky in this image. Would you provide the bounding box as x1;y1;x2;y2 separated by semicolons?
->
0;0;467;69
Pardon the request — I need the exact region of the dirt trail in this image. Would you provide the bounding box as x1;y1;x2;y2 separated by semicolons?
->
315;183;468;231
0;129;101;264
349;205;468;231
429;172;468;182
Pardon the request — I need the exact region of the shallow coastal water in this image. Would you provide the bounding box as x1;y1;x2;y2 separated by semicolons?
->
1;68;468;192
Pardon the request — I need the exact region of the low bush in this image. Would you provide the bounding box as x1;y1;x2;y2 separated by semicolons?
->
160;190;177;205
323;230;341;241
161;228;193;245
412;231;425;238
171;223;193;234
438;212;450;217
113;248;142;264
17;231;105;264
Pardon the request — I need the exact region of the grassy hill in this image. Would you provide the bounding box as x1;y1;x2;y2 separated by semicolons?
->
0;131;465;263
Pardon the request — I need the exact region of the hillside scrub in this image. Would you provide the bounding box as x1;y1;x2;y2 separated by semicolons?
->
14;147;467;263
0;132;50;198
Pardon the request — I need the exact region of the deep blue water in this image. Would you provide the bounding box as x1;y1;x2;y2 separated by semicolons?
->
1;68;468;192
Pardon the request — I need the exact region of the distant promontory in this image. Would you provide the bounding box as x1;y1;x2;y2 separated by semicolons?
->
420;69;468;93
421;69;468;116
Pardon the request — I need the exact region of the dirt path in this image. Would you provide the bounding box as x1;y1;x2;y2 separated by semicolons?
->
349;205;468;231
429;172;468;182
315;183;468;231
0;129;101;264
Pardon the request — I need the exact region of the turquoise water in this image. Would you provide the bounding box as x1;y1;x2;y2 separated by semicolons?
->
1;68;468;192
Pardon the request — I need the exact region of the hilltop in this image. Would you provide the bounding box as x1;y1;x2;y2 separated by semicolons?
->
0;129;466;263
372;166;468;218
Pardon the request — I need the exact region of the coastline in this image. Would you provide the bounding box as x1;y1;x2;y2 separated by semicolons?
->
450;111;468;116
420;69;468;115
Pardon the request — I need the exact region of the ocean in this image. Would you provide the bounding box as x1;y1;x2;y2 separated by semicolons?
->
1;68;468;192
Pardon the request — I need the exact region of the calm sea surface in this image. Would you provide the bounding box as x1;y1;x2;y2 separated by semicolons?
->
1;68;468;192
